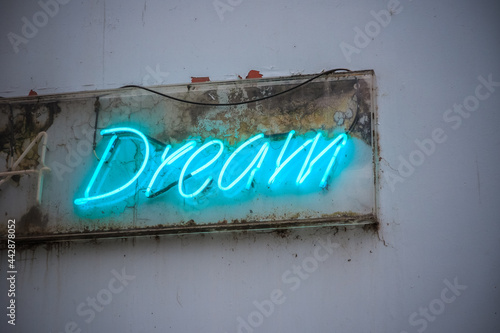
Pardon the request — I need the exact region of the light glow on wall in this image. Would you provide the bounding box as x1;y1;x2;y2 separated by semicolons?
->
268;130;313;185
74;127;349;206
218;133;269;191
146;141;196;198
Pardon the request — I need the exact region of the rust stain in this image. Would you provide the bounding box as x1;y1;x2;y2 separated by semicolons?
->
363;223;379;233
18;205;49;235
274;229;291;238
246;70;263;79
28;89;37;96
191;77;210;83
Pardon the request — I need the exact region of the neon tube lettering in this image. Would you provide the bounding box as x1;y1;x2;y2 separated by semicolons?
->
178;140;224;198
245;144;268;190
76;128;350;205
74;127;150;205
84;134;118;198
146;141;196;198
268;130;313;185
296;133;347;187
217;134;269;191
161;145;172;162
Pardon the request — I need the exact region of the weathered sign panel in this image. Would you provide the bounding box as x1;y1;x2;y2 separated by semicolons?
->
0;70;378;241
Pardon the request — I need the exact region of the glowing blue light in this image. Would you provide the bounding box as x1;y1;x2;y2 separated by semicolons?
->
217;134;269;191
178;140;224;198
83;134;118;198
268;130;313;185
161;145;171;162
296;132;321;185
296;133;347;187
74;127;150;205
145;141;196;198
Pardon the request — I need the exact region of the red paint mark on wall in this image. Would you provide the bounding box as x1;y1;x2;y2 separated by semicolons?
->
191;77;210;83
246;70;263;79
28;89;37;96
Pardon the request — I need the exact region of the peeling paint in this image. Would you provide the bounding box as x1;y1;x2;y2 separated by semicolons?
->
246;70;263;79
191;77;210;83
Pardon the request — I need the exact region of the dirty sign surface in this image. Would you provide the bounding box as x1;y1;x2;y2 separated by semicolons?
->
0;70;377;241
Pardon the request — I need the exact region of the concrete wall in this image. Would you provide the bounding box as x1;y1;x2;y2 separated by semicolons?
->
1;0;499;332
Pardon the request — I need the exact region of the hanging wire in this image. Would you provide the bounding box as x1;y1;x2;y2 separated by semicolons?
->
119;68;351;107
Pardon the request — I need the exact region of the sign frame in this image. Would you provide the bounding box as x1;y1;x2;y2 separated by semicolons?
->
0;70;379;243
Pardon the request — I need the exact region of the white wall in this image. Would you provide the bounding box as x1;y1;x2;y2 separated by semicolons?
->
1;0;499;332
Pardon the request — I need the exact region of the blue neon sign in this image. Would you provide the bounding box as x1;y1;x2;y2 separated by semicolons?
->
74;127;150;206
74;127;348;206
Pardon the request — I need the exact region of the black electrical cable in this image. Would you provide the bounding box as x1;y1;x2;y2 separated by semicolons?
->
120;68;351;107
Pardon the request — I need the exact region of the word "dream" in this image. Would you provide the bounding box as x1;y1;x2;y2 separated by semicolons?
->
74;127;348;206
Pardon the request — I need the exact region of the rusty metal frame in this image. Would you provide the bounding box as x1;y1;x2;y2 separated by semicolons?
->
10;214;376;245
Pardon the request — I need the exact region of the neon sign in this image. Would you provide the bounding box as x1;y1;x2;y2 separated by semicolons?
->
74;127;348;206
0;70;376;240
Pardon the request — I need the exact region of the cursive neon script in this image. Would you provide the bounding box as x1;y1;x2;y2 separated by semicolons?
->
74;127;348;206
